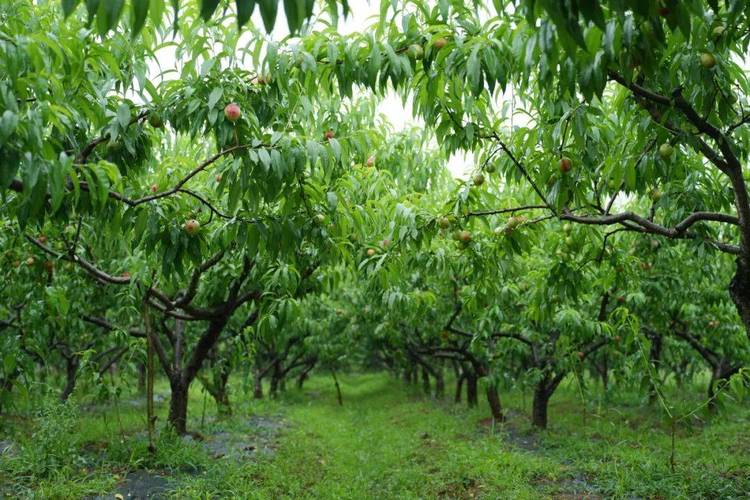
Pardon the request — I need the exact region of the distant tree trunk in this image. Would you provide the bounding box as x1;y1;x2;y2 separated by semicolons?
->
253;367;264;399
296;359;316;389
331;370;343;406
434;367;445;399
421;367;430;395
454;373;465;403
647;331;663;405
466;371;478;408
486;384;504;421
60;357;79;402
595;354;609;391
707;363;740;410
137;361;147;393
201;363;232;416
269;360;281;398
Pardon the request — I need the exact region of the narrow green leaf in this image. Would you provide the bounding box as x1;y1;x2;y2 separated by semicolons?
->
258;0;279;32
131;0;149;36
97;0;124;33
62;0;81;17
200;0;221;21
236;0;256;27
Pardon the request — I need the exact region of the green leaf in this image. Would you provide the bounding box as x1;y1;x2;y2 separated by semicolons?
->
131;0;149;36
117;103;131;129
258;0;279;32
0;111;18;148
62;0;81;17
200;0;221;21
208;87;224;109
97;0;124;34
236;0;256;27
579;0;605;30
284;0;300;34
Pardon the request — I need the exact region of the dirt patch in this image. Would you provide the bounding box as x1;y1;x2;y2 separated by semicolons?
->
90;470;172;500
184;414;287;461
476;411;540;452
437;475;483;498
531;471;601;499
0;440;16;457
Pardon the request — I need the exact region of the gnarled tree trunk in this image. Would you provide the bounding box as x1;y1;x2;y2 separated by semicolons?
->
531;373;565;429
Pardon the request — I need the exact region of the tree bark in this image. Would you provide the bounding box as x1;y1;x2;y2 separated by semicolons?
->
137;361;147;394
168;378;189;435
296;360;315;389
434;367;445;399
60;357;79;402
466;371;478;408
531;374;565;429
532;383;551;429
647;331;663;405
253;368;263;399
730;258;750;342
486;383;504;421
454;373;465;403
421;367;430;395
331;370;343;406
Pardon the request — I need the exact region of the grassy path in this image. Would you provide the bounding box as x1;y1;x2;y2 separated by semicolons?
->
177;373;572;498
4;372;748;498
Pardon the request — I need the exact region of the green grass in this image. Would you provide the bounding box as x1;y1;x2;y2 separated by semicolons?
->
1;372;749;498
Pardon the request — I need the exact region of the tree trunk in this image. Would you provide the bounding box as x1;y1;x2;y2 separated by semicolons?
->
60;357;79;402
434;368;445;399
454;373;465;403
532;382;551;429
296;360;315;389
647;331;663;405
486;383;504;421
297;371;308;389
207;367;232;416
137;361;147;394
168;378;190;435
730;258;750;343
597;354;609;391
331;370;343;406
253;367;263;399
421;367;430;395
269;360;282;398
708;364;739;410
532;374;565;429
466;372;478;408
